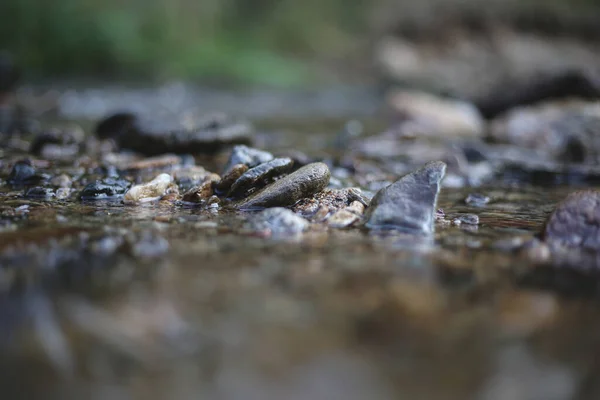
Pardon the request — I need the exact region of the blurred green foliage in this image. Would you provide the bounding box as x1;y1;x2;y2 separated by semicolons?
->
0;0;370;86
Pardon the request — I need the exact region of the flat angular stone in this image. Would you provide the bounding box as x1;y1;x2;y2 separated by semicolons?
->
364;161;447;234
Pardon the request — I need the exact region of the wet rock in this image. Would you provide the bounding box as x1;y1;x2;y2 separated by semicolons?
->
29;128;83;159
123;173;175;204
55;188;71;200
327;209;361;229
248;207;309;236
542;191;600;251
25;187;55;199
173;167;219;193
386;90;484;139
95;111;252;156
476;70;600;119
50;174;72;188
227;157;293;199
465;193;490;207
453;214;479;226
79;178;131;200
293;188;369;218
223;145;274;174
364;161;446;234
214;164;248;194
7;160;47;186
489;101;600;163
182;178;217;203
235;162;330;210
94;112;137;140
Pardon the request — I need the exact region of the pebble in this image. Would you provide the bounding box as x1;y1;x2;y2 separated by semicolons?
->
235;162;331;210
50;174;72;188
7;160;47;185
227;157;293;199
25;187;55;199
364;161;446;234
222;145;274;174
465;193;490;207
214;164;248;194
453;214;479;226
123;174;174;204
542;190;600;251
327;209;361;228
55;188;71;200
182;179;216;203
79;178;131;200
249;207;309;236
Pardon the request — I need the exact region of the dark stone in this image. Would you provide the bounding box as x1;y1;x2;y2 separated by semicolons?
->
543;191;600;251
95;112;252;156
364;161;447;234
94;112;137;140
7;160;47;186
79;178;131;200
29;132;62;155
214;164;248;195
25;187;55;199
227;157;294;199
223;145;273;175
0;52;19;95
476;70;600;119
234;162;331;210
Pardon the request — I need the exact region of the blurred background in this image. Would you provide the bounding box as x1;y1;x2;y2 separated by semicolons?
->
1;0;599;91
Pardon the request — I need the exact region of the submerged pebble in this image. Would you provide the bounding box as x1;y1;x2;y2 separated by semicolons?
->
235;162;330;210
249;207;309;236
364;161;446;234
123;174;174;204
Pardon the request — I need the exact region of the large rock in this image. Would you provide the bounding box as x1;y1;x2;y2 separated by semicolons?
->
386;90;484;139
543;190;600;251
95;111;252;156
489;101;600;163
364;161;446;234
234;162;330;210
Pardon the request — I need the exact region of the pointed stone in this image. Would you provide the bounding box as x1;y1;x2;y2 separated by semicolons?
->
364;161;446;234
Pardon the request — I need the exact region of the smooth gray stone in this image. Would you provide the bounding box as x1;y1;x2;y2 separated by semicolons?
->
364;161;446;234
234;162;330;210
223;145;274;175
227;157;293;199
